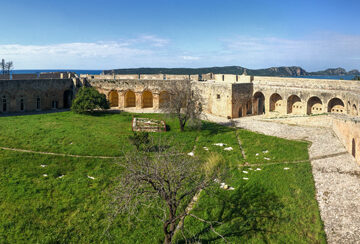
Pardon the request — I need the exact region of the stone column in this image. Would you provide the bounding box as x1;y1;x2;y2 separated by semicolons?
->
135;92;142;109
118;91;125;109
264;95;270;114
153;93;160;109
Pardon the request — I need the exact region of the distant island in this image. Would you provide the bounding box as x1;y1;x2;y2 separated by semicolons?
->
104;66;360;77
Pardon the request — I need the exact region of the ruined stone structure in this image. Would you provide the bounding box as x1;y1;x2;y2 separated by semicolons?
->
0;73;77;112
1;72;360;164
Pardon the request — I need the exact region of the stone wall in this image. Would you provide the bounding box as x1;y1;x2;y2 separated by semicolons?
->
332;116;360;164
0;79;75;113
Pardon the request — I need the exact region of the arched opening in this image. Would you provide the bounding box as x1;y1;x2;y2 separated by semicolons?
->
52;100;58;109
328;98;345;114
352;104;358;116
352;138;356;158
246;100;252;115
159;91;170;108
108;90;118;108
2;96;7;112
125;90;136;108
20;98;24;111
270;93;282;112
142;90;153;108
63;90;73;109
287;95;302;114
307;96;323;115
253;92;265;115
238;106;243;117
36;97;41;110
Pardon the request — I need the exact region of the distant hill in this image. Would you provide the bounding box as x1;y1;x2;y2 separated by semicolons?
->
104;66;359;77
309;68;360;76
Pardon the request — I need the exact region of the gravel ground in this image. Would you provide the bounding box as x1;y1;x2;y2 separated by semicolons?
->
203;113;360;244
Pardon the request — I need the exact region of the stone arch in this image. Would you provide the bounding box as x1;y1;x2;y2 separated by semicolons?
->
352;104;358;116
328;98;345;114
352;138;356;158
287;95;302;114
63;90;73;109
159;91;170;108
108;90;119;107
142;90;153;108
125;90;136;108
253;91;265;115
269;93;282;112
307;96;323;115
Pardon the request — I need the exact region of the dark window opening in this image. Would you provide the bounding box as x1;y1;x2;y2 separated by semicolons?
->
36;97;41;110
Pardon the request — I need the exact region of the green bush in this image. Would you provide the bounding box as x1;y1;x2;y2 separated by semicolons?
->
128;131;150;150
71;87;109;114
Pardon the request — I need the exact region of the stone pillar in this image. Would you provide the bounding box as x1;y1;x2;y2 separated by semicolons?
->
118;91;125;109
153;93;160;109
135;92;142;109
264;95;270;114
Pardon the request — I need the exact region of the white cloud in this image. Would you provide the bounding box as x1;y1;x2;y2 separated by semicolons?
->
220;34;360;71
182;56;200;60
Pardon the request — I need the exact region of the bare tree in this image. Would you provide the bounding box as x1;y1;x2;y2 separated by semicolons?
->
5;61;13;74
110;139;224;244
1;59;5;75
161;81;202;132
1;59;14;74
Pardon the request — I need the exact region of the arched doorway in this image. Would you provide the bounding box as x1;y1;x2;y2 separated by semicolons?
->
142;90;153;108
287;95;302;114
159;91;170;108
352;138;356;158
270;93;282;112
253;92;265;115
352;104;358;116
125;90;136;107
63;90;73;109
307;96;323;115
108;90;118;107
328;98;345;114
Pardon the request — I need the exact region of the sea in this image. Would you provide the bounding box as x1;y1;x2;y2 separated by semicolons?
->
10;70;357;80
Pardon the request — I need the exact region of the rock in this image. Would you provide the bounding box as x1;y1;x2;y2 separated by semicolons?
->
242;171;248;174
229;187;235;190
284;167;290;170
224;147;233;151
43;174;48;177
40;165;47;168
213;143;226;147
187;152;194;157
88;176;95;180
243;177;249;180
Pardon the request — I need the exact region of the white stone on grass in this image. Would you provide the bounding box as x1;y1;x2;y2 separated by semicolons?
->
256;168;262;171
40;165;47;168
43;174;48;177
242;171;248;174
256;153;260;156
58;175;65;179
284;167;290;170
88;176;95;180
187;152;194;157
262;150;269;154
224;147;233;151
243;177;249;180
229;187;235;190
264;157;270;160
213;143;226;147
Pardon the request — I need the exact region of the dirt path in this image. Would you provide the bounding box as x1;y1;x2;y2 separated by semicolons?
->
204;114;360;244
0;147;122;159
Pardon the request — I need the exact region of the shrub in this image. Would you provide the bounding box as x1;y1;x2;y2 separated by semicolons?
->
71;87;109;114
128;132;150;150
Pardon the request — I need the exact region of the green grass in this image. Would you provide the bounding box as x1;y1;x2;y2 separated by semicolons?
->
0;111;326;243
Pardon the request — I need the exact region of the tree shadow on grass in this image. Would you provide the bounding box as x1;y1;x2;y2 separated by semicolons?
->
177;184;284;243
201;121;234;136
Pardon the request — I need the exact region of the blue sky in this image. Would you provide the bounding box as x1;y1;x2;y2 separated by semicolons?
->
0;0;359;71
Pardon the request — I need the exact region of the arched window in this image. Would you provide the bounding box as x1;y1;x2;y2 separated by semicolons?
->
269;93;282;112
142;90;153;108
125;90;136;107
253;92;265;115
2;96;7;112
36;97;41;110
108;90;119;107
20;98;24;111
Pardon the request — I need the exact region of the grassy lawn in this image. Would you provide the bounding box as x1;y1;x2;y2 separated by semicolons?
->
0;111;326;243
